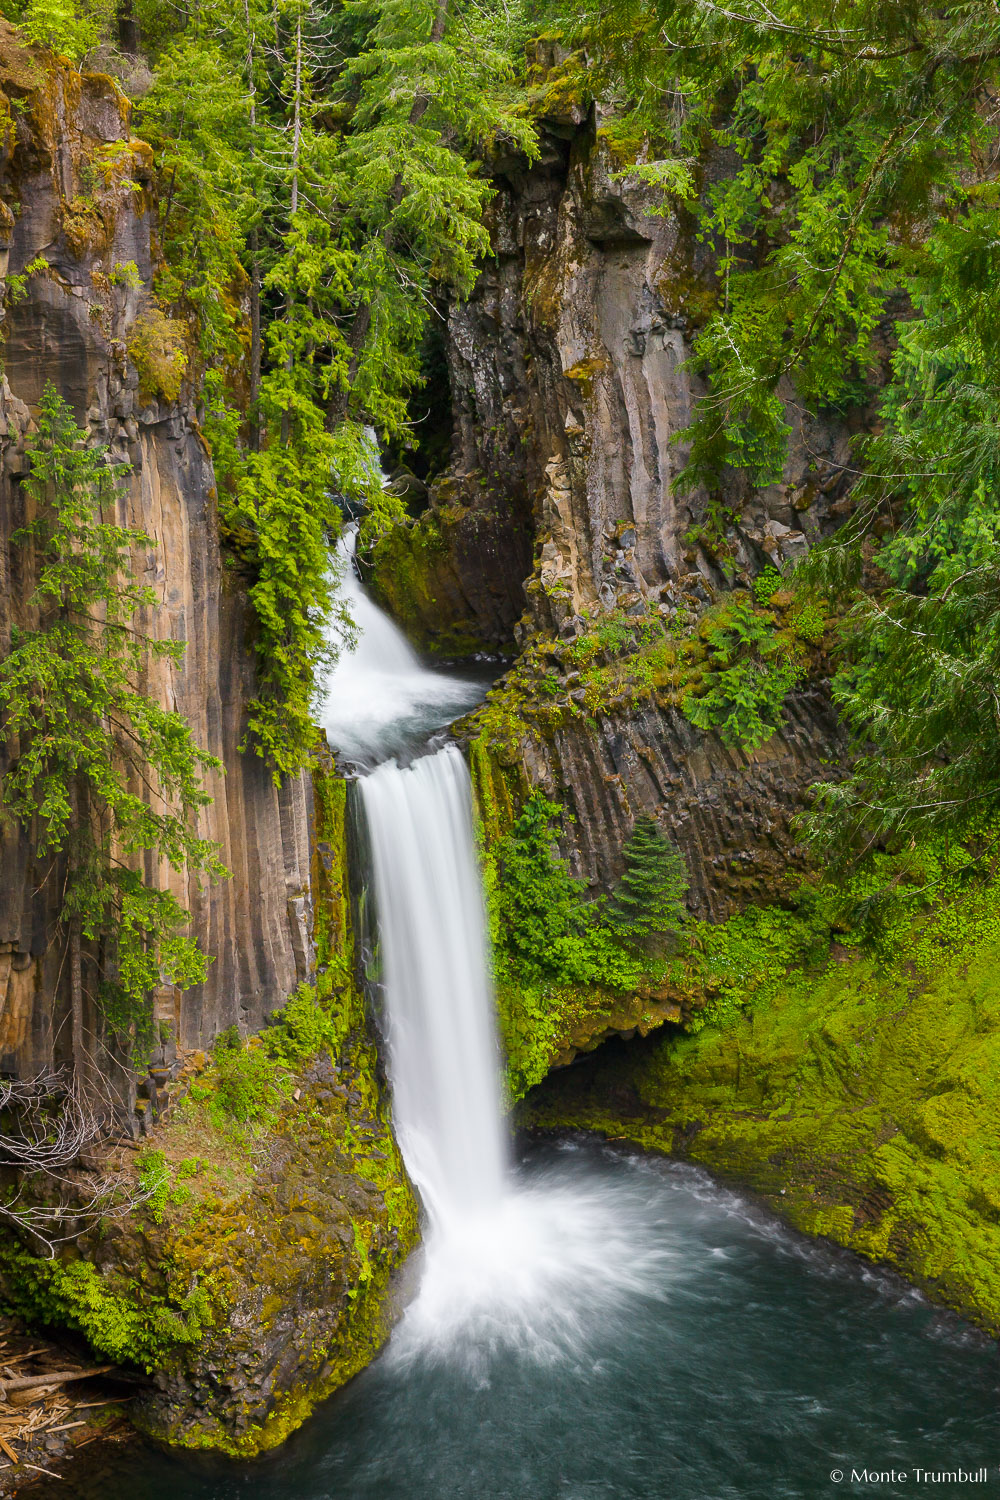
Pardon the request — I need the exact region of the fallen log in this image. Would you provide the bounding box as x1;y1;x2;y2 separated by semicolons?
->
0;1367;115;1401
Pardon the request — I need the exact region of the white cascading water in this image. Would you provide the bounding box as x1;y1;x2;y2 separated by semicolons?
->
322;523;670;1376
360;747;507;1228
320;526;478;765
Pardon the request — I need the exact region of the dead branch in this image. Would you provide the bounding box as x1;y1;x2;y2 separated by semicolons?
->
0;1069;162;1254
0;1073;101;1172
0;1367;115;1400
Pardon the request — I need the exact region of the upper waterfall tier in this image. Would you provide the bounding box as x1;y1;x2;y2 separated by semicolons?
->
320;525;485;767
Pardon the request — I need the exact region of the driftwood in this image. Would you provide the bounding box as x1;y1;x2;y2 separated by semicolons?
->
0;1367;115;1401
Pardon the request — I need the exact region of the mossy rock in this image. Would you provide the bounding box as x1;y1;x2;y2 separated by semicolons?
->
526;897;1000;1334
0;1022;419;1457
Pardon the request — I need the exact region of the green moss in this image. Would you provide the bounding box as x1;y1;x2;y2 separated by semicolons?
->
311;746;353;980
523;40;592;123
527;877;1000;1333
369;507;490;656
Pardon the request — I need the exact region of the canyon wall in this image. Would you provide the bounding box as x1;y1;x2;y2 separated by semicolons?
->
0;29;314;1080
377;105;858;912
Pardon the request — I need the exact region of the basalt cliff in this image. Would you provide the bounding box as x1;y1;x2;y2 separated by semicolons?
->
0;31;415;1460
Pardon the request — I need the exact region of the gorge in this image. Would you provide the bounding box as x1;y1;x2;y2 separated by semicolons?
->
41;506;1000;1499
1;2;1000;1495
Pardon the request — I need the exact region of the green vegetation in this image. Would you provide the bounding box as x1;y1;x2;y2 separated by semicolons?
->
799;216;1000;874
526;0;1000;869
127;305;188;404
553;2;1000;492
527;869;1000;1333
604;817;687;949
0;962;418;1448
19;0;537;777
484;790;698;1095
210;1029;279;1127
466;585;827;785
13;0;110;60
0;1248;213;1370
680;594;805;750
179;978;356;1136
0;385;226;1066
492;792;646;991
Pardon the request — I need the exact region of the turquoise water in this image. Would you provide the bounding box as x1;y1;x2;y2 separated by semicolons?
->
52;1140;1000;1500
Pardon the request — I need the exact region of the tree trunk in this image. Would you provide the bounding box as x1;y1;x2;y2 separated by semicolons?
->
250;232;262;450
244;0;262;449
281;6;304;447
67;780;85;1084
116;0;140;54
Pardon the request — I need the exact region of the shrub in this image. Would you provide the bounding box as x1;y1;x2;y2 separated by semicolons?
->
136;1147;171;1223
753;566;783;604
263;981;343;1067
211;1028;277;1124
682;596;804;748
127;306;188;403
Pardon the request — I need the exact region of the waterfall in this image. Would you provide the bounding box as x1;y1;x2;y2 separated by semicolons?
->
360;749;507;1228
322;517;667;1372
323;521;504;1230
320;526;480;766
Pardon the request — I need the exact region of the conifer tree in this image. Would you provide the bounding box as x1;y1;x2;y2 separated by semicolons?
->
0;385;227;1078
605;818;688;946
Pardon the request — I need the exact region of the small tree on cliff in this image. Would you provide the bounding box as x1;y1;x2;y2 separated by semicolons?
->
605;817;688;951
0;383;227;1080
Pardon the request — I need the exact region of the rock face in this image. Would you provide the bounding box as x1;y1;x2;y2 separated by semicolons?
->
0;1029;419;1458
130;1046;417;1457
0;31;314;1079
506;686;846;921
373;111;856;912
383;116;861;650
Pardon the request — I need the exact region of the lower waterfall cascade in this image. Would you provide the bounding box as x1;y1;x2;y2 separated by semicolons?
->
359;746;507;1229
333;525;678;1363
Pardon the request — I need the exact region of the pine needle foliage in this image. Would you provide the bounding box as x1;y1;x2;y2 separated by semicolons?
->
0;386;227;1058
605;817;688;943
796;211;1000;870
542;0;1000;491
802;566;1000;873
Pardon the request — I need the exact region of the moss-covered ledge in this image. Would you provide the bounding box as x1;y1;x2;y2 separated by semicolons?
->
524;899;1000;1335
0;1014;418;1458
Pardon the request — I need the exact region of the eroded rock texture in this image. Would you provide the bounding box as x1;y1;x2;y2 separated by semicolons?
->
514;687;846;921
380;113;862;654
423;111;856;912
0;32;314;1077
